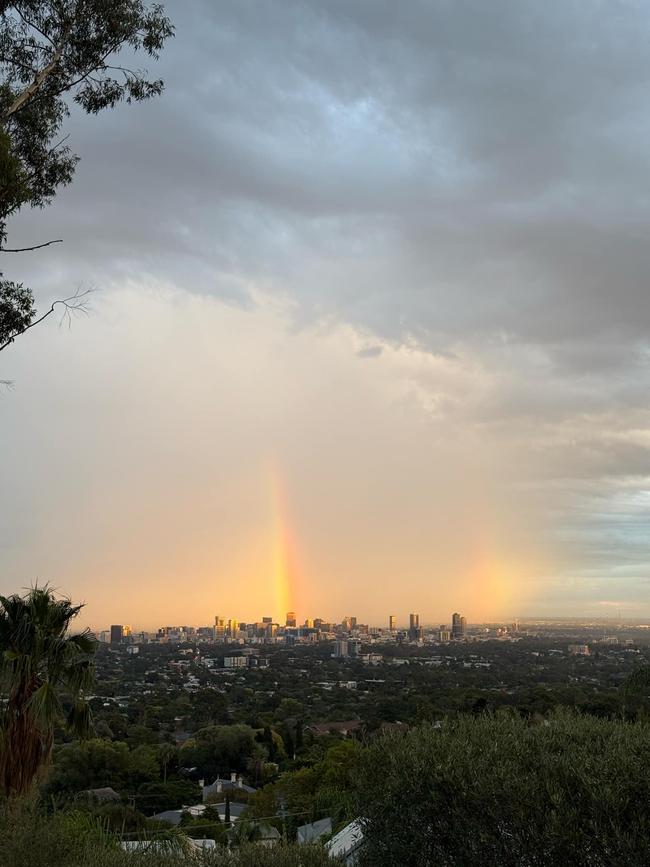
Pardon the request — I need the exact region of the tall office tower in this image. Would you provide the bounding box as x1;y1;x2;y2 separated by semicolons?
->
452;612;462;639
286;611;296;628
335;638;349;658
227;618;239;637
214;615;225;640
350;616;358;629
341;616;353;631
110;624;123;644
123;625;132;637
460;616;467;636
389;615;396;632
305;618;314;628
408;613;421;640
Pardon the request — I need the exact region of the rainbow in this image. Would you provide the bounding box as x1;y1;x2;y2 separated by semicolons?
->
269;467;300;621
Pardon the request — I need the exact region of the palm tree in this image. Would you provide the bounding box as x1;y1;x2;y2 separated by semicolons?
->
0;586;96;797
158;743;177;784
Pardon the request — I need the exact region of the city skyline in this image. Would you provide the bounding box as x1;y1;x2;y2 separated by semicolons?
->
4;1;650;625
90;608;644;636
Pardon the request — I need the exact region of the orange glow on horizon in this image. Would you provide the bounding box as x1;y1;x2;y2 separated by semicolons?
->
269;466;301;623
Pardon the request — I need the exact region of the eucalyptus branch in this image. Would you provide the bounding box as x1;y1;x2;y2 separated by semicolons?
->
0;238;62;252
0;287;92;353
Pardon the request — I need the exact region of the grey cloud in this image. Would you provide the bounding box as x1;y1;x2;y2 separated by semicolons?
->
7;0;650;410
356;346;383;358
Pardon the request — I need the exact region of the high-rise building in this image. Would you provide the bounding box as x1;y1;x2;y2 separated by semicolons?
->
451;612;462;639
389;615;396;632
334;638;349;658
214;616;225;640
110;624;123;644
408;613;421;640
286;611;296;628
460;616;467;636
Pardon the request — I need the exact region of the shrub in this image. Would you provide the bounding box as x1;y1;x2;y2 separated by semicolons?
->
356;711;650;866
0;800;339;866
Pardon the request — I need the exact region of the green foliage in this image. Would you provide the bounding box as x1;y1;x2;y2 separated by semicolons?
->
356;711;650;866
125;724;160;749
186;689;229;729
622;664;650;718
0;802;116;867
0;0;173;350
247;738;362;840
0;800;340;866
258;724;288;764
0;276;33;345
44;739;131;796
43;737;169;801
86;802;149;833
136;779;201;815
275;698;305;722
0;0;173;212
0;586;96;797
179;724;264;780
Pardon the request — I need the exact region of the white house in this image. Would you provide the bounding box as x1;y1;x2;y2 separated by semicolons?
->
327;819;365;865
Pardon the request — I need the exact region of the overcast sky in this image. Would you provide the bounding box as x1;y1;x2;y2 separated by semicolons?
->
2;0;650;628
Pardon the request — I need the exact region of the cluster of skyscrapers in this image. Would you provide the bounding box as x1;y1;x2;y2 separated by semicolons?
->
387;612;467;642
103;610;470;646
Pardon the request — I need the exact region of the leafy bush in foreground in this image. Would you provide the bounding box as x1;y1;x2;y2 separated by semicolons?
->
356;710;650;867
0;802;338;867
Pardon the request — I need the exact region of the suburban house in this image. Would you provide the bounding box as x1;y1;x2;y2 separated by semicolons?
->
327;819;365;865
296;816;332;844
202;772;257;802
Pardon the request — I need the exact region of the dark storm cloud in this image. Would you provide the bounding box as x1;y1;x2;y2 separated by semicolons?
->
8;0;650;356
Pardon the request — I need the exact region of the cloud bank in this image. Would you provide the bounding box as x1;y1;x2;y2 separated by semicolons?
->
2;0;650;625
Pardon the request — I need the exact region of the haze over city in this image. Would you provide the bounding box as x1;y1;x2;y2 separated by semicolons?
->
3;0;650;628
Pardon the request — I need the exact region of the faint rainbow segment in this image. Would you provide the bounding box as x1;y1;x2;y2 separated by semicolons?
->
270;468;300;621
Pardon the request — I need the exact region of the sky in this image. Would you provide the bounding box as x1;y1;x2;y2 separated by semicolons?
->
2;0;650;629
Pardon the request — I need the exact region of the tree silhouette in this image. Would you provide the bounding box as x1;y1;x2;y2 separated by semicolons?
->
0;1;173;354
0;585;96;797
